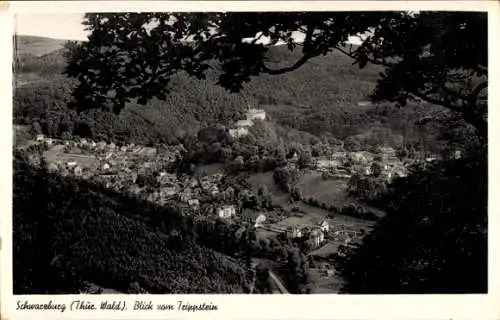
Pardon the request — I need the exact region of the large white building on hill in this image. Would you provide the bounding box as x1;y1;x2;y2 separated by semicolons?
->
235;119;254;127
229;107;267;139
229;119;254;137
245;108;267;121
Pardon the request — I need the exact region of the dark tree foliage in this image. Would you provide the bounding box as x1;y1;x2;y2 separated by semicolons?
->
273;166;300;193
65;12;380;111
282;247;311;294
347;173;387;203
65;12;487;137
254;262;273;294
336;150;487;293
13;155;251;294
363;12;488;138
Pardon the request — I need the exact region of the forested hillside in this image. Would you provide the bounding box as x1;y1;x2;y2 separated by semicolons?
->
13;154;252;294
13;35;462;153
14;35;68;57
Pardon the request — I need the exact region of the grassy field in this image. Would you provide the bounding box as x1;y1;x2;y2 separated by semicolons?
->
44;145;100;168
311;242;342;257
247;169;381;224
299;170;385;217
14;72;55;88
247;171;290;207
298;170;355;205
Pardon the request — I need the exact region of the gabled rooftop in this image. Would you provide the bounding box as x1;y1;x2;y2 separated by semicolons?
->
236;119;254;127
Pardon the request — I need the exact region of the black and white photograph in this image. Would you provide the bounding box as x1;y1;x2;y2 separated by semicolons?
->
9;6;490;299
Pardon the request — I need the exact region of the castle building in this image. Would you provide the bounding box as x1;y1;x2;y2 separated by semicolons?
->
245;108;267;121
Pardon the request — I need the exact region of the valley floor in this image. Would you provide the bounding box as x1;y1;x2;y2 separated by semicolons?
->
16;135;385;294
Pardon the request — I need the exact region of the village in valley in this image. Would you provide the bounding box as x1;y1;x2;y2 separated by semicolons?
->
16;104;453;293
11;10;487;299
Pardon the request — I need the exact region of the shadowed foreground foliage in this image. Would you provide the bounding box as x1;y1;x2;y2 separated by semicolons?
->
66;12;487;138
336;149;487;293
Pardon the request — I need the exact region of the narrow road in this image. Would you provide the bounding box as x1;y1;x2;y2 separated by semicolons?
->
252;258;289;294
268;270;289;294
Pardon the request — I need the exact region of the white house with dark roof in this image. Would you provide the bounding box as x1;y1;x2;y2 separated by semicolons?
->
217;205;236;219
188;199;200;209
229;120;253;138
74;166;83;177
287;226;303;239
241;210;266;228
316;219;329;233
245;108;266;121
316;158;340;170
309;227;325;249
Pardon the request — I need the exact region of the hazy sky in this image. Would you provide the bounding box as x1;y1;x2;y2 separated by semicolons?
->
14;13;363;45
15;14;89;40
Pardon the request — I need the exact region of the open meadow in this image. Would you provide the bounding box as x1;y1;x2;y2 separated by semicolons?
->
44;144;100;168
298;171;353;205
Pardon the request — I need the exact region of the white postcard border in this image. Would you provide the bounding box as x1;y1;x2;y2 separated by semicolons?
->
1;1;499;319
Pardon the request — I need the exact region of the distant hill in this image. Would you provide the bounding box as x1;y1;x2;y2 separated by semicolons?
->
13;35;73;57
13;36;454;152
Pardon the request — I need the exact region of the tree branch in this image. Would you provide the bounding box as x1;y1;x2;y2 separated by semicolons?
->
301;23;315;55
261;23;315;75
335;43;484;124
251;32;265;44
261;54;312;75
334;45;393;67
410;84;487;138
409;89;463;113
468;81;488;107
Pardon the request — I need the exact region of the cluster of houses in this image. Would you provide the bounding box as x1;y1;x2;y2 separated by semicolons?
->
104;168;227;209
175;173;226;207
35;134;181;177
285;219;330;249
47;159;87;177
215;205;267;228
313;147;409;182
37;134;180;163
32;135;199;202
229;107;267;139
62;137;159;157
281;218;365;257
30;131;461;266
32;134;276;230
